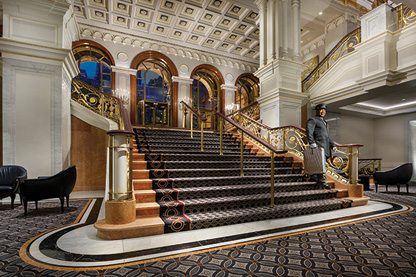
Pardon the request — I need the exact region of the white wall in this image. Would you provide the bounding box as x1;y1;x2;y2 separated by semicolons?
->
326;112;374;159
374;113;416;171
326;112;416;175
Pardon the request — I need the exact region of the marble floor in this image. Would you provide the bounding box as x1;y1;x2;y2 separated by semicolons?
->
12;191;409;271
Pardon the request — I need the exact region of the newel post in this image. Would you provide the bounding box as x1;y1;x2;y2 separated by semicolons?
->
105;130;136;225
347;144;363;197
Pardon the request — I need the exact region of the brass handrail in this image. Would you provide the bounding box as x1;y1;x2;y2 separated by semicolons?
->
216;112;287;208
302;27;361;91
229;111;363;185
180;101;207;151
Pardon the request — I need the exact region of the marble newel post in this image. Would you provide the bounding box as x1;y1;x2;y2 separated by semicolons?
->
0;0;79;177
254;0;307;128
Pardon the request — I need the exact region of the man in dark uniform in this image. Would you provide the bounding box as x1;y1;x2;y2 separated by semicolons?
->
306;103;336;189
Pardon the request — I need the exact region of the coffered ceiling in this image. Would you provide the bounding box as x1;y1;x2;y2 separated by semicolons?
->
73;0;261;63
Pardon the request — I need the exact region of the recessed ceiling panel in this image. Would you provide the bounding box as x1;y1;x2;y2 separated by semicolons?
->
88;0;108;10
113;1;131;15
133;20;150;32
199;11;219;26
134;7;153;21
158;0;180;15
170;29;186;40
179;5;201;20
155;12;173;26
135;0;156;9
174;18;192;31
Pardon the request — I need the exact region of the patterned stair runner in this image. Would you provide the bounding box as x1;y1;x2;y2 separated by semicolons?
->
133;128;353;233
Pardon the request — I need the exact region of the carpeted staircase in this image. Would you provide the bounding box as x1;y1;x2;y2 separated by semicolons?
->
133;127;356;234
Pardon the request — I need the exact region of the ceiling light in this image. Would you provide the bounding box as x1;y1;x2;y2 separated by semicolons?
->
318;12;323;15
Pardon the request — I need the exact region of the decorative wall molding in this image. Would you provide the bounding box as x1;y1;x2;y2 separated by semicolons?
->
79;24;259;73
301;14;359;58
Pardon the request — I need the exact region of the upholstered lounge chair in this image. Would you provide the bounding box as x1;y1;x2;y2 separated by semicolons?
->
374;163;413;194
19;165;76;215
0;165;27;209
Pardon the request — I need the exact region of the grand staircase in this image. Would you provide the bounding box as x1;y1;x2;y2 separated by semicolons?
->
130;127;365;237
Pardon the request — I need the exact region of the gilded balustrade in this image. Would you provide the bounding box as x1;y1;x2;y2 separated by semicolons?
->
229;111;363;185
71;77;123;129
226;102;260;131
358;158;382;176
302;28;361;92
395;4;416;30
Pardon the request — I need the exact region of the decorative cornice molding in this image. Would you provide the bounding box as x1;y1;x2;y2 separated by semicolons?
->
340;102;416;117
78;24;259;73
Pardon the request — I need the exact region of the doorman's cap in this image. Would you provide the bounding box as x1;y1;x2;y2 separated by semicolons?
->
315;103;327;110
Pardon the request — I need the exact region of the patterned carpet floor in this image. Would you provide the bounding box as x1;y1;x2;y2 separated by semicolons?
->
1;185;416;276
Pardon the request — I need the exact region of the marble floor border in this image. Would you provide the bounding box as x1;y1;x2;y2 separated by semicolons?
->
20;198;410;271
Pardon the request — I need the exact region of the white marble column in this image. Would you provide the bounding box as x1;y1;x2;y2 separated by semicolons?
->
292;0;301;62
112;66;137;116
172;76;193;128
267;0;276;62
221;84;238;114
255;0;307;127
256;0;268;67
282;0;290;59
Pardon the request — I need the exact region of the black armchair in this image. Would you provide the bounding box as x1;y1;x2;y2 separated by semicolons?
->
19;165;76;215
0;165;27;209
374;163;413;194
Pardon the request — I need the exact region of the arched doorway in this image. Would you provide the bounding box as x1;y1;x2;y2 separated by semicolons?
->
72;41;115;94
235;73;259;109
130;52;178;127
191;66;224;130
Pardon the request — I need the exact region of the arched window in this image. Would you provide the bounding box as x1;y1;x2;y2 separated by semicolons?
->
136;59;172;126
235;74;259;109
192;68;222;130
72;43;113;94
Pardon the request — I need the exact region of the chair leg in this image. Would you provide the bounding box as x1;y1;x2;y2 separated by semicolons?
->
397;184;400;194
66;196;69;208
10;194;15;209
406;183;409;194
35;201;38;210
60;197;64;212
23;200;28;216
375;183;378;192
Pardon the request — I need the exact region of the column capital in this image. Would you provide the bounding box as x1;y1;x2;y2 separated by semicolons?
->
111;66;137;75
220;84;238;92
172;76;194;84
254;0;268;8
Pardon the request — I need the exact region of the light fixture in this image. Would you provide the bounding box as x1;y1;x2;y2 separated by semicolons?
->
318;12;323;15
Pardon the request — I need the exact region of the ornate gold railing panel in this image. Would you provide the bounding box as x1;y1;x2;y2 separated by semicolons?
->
229;112;363;185
71;77;123;129
226;102;260;131
358;158;382;176
395;4;416;30
302;28;361;92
